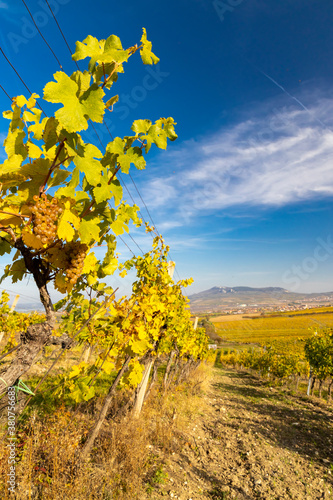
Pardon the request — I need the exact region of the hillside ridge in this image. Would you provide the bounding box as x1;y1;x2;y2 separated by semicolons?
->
188;286;333;312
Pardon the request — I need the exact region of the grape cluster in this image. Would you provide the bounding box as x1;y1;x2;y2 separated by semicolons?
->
63;241;88;285
31;194;63;245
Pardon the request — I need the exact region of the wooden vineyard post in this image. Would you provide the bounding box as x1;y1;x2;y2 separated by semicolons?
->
132;261;176;417
83;344;93;363
9;295;20;313
307;368;313;396
163;350;176;390
295;372;300;392
144;358;160;401
132;358;154;418
80;355;132;462
167;261;175;279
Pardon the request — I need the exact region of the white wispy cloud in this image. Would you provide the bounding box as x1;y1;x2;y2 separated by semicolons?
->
235;271;275;276
142;93;333;224
156;220;184;231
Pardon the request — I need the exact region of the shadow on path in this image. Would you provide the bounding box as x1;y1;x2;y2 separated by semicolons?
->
214;368;333;473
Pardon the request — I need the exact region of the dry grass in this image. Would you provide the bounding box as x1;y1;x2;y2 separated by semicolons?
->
0;362;213;500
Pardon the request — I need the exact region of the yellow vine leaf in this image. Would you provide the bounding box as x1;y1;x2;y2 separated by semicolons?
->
87;274;98;286
14;95;29;108
57;207;80;241
129;338;150;355
101;360;115;375
102;257;118;275
137;324;147;340
54;273;68;293
82;252;97;274
121;358;144;387
27;142;43;159
0;211;22;227
22;231;44;250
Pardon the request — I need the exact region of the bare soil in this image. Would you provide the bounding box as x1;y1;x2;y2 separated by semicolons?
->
143;367;333;500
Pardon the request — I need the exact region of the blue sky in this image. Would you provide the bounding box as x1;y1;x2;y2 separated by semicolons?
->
1;0;333;308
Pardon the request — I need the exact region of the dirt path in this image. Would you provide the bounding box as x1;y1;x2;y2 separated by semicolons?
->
146;367;333;500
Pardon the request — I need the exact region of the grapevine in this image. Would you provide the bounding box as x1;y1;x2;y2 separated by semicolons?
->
304;329;333;397
0;28;180;394
0;29;211;469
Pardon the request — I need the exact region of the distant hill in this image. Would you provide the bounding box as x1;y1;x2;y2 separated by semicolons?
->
188;286;333;312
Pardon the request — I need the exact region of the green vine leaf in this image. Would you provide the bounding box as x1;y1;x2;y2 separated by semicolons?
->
4;129;27;159
74;143;103;185
57;203;80;241
43;71;105;132
78;218;101;244
140;28;160;65
73;34;129;71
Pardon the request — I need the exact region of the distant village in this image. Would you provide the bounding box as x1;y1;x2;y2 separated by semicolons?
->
195;295;333;315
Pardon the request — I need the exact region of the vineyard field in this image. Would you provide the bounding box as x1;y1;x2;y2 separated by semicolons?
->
211;307;333;352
